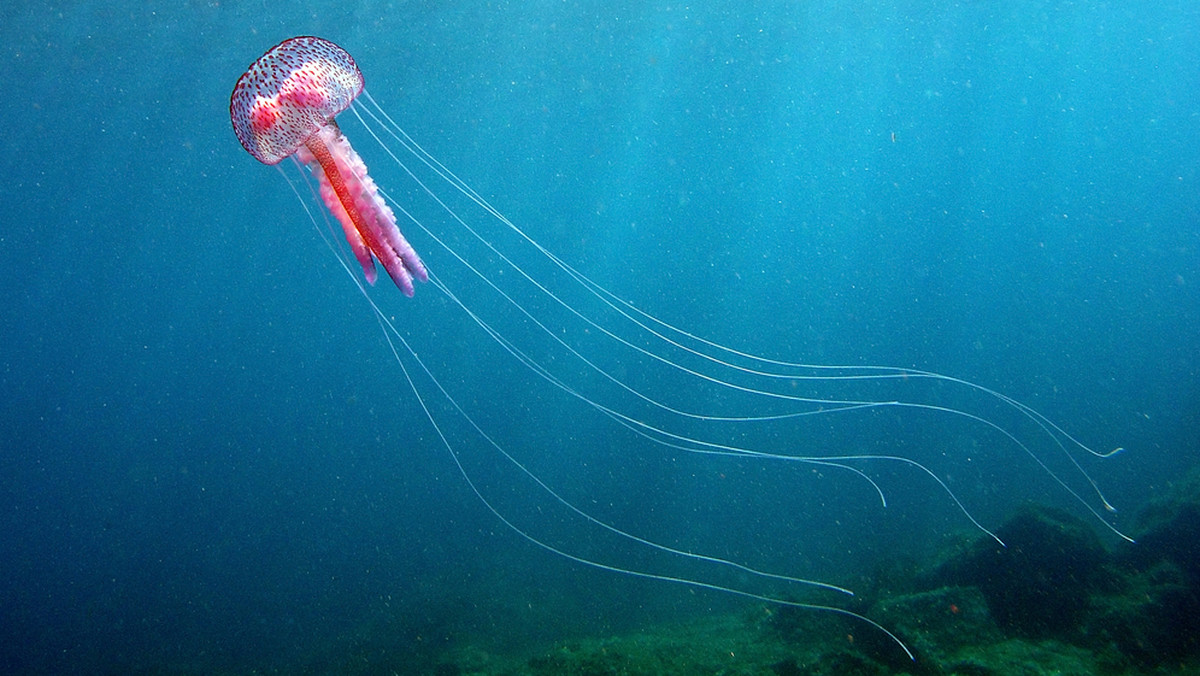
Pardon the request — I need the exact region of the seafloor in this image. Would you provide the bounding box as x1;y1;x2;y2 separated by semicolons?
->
410;466;1200;676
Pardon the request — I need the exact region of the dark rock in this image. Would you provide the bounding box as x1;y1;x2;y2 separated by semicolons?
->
1085;561;1200;666
1084;466;1200;665
1125;467;1200;584
928;504;1109;639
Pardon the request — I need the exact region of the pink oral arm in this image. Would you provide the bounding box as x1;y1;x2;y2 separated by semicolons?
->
298;124;428;295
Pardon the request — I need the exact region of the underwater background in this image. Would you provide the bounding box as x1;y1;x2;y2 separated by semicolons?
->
0;1;1197;674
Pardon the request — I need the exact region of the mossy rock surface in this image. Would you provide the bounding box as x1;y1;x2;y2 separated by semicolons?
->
946;638;1113;676
873;585;1001;664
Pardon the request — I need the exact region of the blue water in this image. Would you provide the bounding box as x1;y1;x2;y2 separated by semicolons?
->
1;2;1196;673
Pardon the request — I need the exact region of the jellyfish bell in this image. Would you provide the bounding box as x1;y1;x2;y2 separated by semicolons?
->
229;36;1128;659
231;36;427;295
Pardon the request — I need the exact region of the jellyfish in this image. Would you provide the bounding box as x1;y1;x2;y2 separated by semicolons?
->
229;37;1128;657
231;36;427;296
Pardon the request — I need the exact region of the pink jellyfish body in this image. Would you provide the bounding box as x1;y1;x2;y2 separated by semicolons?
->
230;36;427;296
